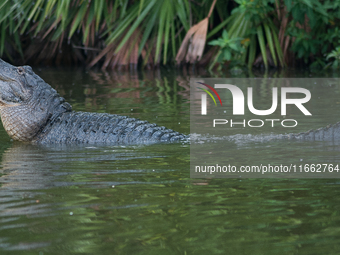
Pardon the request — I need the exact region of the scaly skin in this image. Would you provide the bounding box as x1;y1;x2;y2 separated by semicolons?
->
34;111;186;144
0;59;186;144
285;122;340;141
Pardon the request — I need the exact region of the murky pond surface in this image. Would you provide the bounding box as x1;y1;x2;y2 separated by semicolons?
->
1;68;340;254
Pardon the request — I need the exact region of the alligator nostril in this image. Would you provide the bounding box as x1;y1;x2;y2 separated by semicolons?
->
17;67;24;74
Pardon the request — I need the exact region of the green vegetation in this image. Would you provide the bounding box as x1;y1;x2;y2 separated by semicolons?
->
208;30;244;70
325;46;340;69
0;0;339;70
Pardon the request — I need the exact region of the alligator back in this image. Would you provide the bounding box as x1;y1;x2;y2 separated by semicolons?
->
33;111;187;145
287;122;340;141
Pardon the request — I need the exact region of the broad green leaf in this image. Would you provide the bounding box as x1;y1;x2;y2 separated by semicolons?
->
332;60;338;68
222;30;229;40
224;49;231;60
208;40;222;46
229;43;240;52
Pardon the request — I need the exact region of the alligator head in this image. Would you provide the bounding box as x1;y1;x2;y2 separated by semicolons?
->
0;59;71;141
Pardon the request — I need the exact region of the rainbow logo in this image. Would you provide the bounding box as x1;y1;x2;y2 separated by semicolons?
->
197;82;222;106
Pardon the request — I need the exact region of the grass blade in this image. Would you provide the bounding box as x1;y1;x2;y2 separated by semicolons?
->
257;25;268;69
264;23;277;66
248;34;256;68
269;22;285;67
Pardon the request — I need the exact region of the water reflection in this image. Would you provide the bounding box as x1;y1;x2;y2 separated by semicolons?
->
0;142;189;253
1;144;55;190
2;142;340;254
0;143;174;190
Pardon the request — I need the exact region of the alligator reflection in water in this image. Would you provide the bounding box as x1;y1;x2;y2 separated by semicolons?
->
1;144;55;190
0;143;165;191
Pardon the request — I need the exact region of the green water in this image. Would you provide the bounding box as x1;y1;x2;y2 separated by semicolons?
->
0;68;340;254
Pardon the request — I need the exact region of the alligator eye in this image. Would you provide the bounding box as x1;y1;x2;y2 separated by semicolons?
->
17;67;24;75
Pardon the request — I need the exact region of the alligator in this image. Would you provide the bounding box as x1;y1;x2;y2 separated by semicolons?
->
0;59;187;144
1;58;339;145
